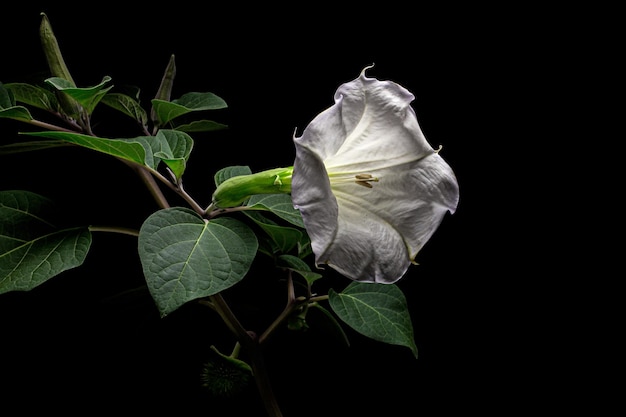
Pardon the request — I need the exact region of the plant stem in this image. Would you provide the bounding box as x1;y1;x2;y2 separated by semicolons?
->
88;225;140;237
26;118;76;132
259;272;299;345
129;164;171;210
209;293;284;417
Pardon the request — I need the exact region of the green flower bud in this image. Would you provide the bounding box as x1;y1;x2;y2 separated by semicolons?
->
150;54;176;129
212;166;293;208
39;12;83;119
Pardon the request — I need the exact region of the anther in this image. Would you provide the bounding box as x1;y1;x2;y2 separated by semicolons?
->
356;181;373;188
354;173;379;188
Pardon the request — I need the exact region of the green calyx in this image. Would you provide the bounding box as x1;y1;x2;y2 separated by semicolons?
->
212;166;293;208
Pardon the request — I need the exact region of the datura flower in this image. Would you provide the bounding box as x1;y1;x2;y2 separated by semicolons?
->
291;67;459;284
211;66;459;284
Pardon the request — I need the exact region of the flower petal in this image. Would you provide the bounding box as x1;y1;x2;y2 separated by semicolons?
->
291;138;338;260
292;67;459;283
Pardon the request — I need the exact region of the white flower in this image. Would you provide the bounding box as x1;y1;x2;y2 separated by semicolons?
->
291;66;459;284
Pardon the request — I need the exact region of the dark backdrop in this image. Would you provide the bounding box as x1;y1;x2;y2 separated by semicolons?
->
1;3;553;416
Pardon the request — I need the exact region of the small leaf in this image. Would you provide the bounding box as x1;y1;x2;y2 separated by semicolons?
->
276;254;323;285
4;82;59;112
100;92;148;127
0;85;33;121
0;106;33;121
174;119;228;132
45;75;113;114
152;129;194;179
329;282;418;358
173;92;227;110
214;166;252;186
244;211;303;254
0;82;13;108
0;190;91;294
138;207;258;317
247;194;304;228
152;92;227;125
150;100;189;126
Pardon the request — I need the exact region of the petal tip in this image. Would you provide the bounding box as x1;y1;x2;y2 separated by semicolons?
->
360;63;375;79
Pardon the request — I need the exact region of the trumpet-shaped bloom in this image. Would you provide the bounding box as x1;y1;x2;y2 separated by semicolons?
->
291;67;459;284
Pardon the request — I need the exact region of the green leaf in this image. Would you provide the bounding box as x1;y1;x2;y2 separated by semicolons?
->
0;106;33;121
0;82;12;108
100;92;148;127
0;190;91;294
150;100;188;126
0;84;33;121
246;194;304;228
276;254;323;285
4;82;59;112
21;129;193;176
23;130;147;165
173;92;227;110
138;207;258;317
310;303;351;348
151;129;193;180
214;165;252;186
45;75;113;114
329;282;418;358
151;91;227;125
174;119;228;132
0;140;72;155
244;211;303;254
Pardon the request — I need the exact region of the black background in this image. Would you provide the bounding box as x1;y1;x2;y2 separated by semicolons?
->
1;3;589;416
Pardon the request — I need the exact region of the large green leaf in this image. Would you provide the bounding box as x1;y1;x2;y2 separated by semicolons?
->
23;130;147;165
0;140;72;155
329;282;418;358
45;76;113;115
22;129;193;177
151;91;227;125
0;190;91;294
138;207;258;317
